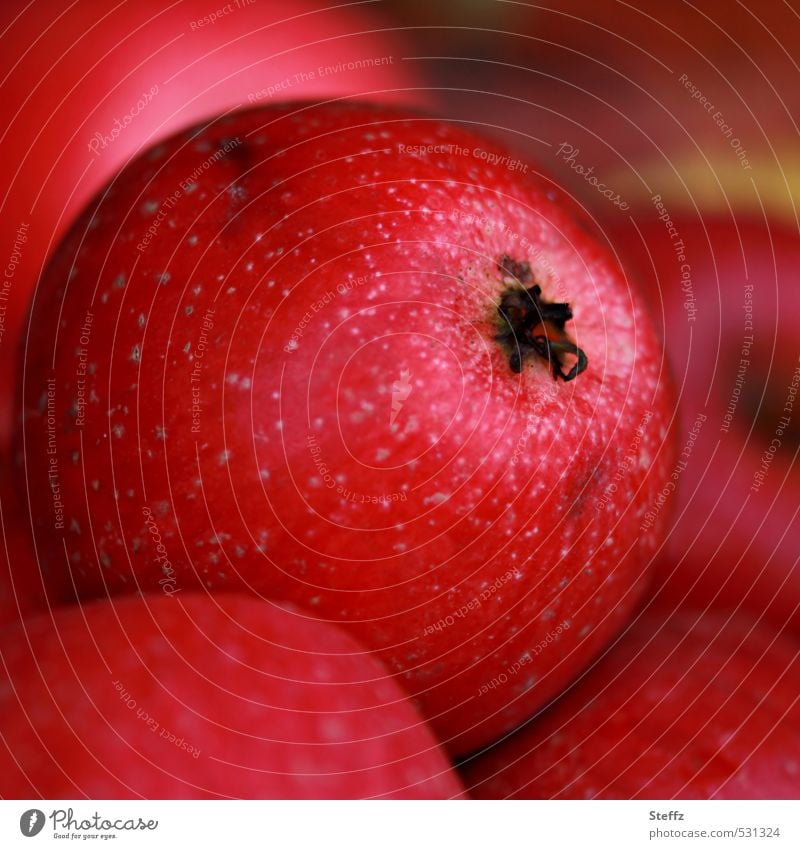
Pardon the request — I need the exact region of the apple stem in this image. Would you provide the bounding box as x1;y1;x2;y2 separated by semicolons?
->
495;256;588;381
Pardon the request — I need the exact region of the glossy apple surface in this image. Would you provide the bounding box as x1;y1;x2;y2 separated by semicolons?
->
0;593;463;799
462;610;800;799
17;100;674;754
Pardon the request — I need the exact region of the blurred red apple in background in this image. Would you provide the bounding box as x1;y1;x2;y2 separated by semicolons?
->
462;610;800;799
0;593;464;799
424;59;798;225
17;100;675;755
0;0;427;452
606;213;800;631
513;1;799;83
409;0;800;229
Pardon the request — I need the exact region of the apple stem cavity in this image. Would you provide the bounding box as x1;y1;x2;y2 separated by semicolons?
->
495;255;588;381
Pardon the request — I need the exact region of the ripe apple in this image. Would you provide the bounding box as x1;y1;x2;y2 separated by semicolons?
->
461;610;800;799
606;213;800;631
16;100;675;754
0;0;427;453
0;593;464;799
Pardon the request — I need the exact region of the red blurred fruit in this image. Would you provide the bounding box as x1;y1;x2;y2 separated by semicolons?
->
427;59;797;222
17;100;674;754
607;213;800;630
418;1;800;226
0;469;43;629
0;0;426;451
0;593;463;799
0;505;33;629
515;1;798;81
462;610;800;799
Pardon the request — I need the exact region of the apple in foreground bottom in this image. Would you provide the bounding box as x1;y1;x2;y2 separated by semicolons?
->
0;593;463;799
461;609;800;799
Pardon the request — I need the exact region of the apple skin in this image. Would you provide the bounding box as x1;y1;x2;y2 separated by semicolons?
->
461;610;800;799
17;100;675;754
606;214;800;631
0;593;464;799
0;0;426;454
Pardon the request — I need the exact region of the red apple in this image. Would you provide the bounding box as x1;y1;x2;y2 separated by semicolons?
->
0;0;427;452
16;100;675;754
606;213;800;631
0;593;464;799
462;610;800;799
